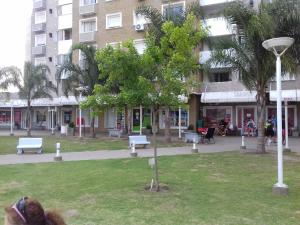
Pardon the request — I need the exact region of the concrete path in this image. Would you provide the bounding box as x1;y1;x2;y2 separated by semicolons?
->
0;135;298;166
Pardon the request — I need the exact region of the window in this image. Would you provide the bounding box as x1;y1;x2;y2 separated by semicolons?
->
80;18;97;33
133;11;149;25
35;34;46;46
58;29;72;40
35;11;46;24
162;1;185;21
58;4;72;16
204;107;232;126
107;42;122;49
76;109;98;127
81;0;97;6
106;13;122;29
159;108;189;129
49;9;53;14
210;72;231;82
134;39;146;55
48;57;52;62
34;57;46;66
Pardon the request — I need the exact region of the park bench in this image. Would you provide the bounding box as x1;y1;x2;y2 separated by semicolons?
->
108;129;122;138
183;132;201;143
16;138;43;154
129;135;150;148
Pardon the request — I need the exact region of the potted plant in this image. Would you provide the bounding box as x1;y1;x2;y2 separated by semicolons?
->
68;122;75;136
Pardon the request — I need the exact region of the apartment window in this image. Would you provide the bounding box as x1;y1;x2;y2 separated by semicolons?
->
35;11;46;24
58;4;72;16
49;33;53;38
210;72;231;82
58;29;72;40
81;0;97;6
35;34;46;46
49;9;53;14
134;39;146;55
34;57;46;66
106;13;122;29
133;11;149;26
162;1;185;21
80;18;97;33
48;57;52;62
56;54;69;66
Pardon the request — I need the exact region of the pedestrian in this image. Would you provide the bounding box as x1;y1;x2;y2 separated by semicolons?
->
265;117;274;145
4;197;67;225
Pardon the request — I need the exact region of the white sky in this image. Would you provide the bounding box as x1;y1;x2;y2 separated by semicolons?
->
0;0;33;71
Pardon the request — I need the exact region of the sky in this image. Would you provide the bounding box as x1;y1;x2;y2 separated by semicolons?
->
0;0;33;71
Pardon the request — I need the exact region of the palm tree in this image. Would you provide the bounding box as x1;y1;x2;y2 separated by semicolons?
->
56;43;101;138
136;1;204;142
208;1;297;153
0;62;56;136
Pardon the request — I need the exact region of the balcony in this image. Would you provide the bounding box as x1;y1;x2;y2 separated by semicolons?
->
203;17;234;37
58;40;72;55
58;0;72;6
200;0;233;6
80;4;98;16
199;50;232;68
32;45;46;55
32;23;46;33
58;14;72;29
34;0;46;10
79;31;97;43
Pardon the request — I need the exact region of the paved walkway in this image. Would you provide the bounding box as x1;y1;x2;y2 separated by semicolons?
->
0;133;298;166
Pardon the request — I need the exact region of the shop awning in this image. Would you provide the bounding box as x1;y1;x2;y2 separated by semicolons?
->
201;91;257;103
269;90;300;102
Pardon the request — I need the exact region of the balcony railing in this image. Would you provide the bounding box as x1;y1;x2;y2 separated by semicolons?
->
203;17;234;36
200;0;233;6
199;50;232;68
80;4;98;16
34;0;46;10
79;31;97;43
32;23;46;33
32;45;46;55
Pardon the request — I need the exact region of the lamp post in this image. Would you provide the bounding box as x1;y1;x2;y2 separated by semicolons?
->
262;37;294;195
75;86;88;138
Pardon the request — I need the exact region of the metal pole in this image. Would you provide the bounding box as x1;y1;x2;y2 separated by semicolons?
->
178;107;182;138
140;105;143;135
51;109;54;135
276;55;284;187
284;100;289;150
79;92;82;138
10;107;14;136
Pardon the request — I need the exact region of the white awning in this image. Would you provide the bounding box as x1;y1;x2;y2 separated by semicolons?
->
270;90;300;102
201;91;257;103
0;96;86;108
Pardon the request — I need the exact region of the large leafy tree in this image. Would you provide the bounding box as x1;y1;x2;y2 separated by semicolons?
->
208;1;298;153
0;62;56;136
56;43;101;138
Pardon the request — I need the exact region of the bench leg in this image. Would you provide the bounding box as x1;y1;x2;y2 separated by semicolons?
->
37;148;43;154
17;148;23;155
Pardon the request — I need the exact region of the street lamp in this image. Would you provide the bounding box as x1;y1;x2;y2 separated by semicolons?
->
75;86;88;138
262;37;294;195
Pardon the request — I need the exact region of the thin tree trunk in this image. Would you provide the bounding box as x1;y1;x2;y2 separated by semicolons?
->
127;108;132;135
90;116;96;138
27;101;31;137
152;106;160;192
256;91;266;153
164;107;171;143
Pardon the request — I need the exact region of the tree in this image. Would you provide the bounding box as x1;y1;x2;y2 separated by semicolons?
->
0;62;56;136
56;43;101;138
136;2;206;141
208;1;297;153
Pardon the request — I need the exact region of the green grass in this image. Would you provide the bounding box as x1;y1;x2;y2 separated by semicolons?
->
1;152;300;225
0;135;187;155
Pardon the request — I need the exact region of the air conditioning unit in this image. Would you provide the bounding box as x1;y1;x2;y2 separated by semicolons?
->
135;24;145;32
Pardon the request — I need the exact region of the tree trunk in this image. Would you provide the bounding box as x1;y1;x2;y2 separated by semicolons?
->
90;116;96;138
152;106;160;192
256;91;266;153
127;108;132;135
164;107;171;143
27;101;31;137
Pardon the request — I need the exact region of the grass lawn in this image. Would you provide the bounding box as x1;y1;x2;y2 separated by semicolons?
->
0;135;187;155
0;152;300;224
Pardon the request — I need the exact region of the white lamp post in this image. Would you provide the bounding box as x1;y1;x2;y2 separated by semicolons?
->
262;37;294;195
75;86;88;138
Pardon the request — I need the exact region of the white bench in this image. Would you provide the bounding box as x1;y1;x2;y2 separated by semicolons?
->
108;129;122;138
16;138;43;154
129;135;150;148
184;132;200;143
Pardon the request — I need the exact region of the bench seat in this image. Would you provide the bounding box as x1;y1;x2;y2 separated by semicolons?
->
129;135;150;148
17;138;43;154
